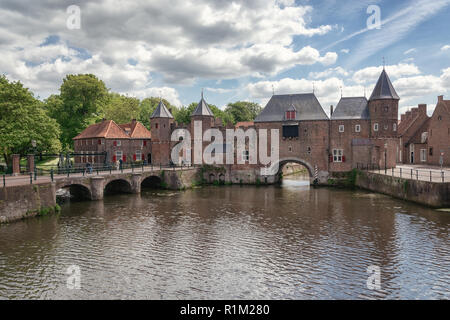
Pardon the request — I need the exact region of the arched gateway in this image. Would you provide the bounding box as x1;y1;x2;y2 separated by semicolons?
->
273;158;316;183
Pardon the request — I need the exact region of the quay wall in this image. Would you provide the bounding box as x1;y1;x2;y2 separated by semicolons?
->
0;182;57;224
355;170;450;208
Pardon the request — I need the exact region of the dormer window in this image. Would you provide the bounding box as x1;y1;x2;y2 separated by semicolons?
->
285;110;296;120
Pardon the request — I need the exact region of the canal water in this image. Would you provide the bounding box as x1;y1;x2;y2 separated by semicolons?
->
0;175;449;299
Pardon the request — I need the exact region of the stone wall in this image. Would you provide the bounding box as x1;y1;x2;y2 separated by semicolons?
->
355;170;450;208
0;182;57;224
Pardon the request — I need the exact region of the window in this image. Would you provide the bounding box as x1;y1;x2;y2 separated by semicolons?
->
438;116;442;121
307;146;312;155
155;123;159;129
288;146;292;152
242;150;249;161
98;139;101;145
355;124;361;133
374;123;379;131
384;124;388;130
143;140;147;147
339;125;345;133
285;110;296;120
136;150;141;161
116;151;123;162
429;147;433;156
282;125;299;138
333;149;343;163
117;140;121;146
384;106;389;112
393;123;397;132
420;149;427;162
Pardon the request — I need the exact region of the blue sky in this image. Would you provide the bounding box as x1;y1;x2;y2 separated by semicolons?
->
1;0;449;116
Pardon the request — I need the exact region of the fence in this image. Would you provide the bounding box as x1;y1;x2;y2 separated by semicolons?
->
1;162;198;188
357;163;449;183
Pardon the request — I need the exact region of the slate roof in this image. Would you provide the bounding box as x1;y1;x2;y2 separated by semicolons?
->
192;94;214;117
369;69;400;101
151;100;174;119
331;97;370;120
254;93;328;122
73;120;130;140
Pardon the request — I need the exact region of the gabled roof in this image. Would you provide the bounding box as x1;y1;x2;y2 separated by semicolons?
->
119;120;151;139
192;93;214;117
331;97;369;120
73;120;130;140
369;69;400;101
151;100;174;119
254;93;328;122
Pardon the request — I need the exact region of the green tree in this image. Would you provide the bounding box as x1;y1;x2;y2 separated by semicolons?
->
49;74;109;149
177;103;234;126
104;93;140;124
0;75;61;167
225;101;262;123
139;97;177;129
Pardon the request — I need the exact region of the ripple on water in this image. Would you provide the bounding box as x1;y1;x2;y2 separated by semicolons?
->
0;186;449;299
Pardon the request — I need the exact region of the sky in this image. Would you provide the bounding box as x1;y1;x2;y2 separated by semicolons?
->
1;0;450;117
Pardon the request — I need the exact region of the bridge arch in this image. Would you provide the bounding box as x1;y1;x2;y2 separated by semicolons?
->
58;184;92;201
104;179;133;195
141;175;162;189
273;158;315;182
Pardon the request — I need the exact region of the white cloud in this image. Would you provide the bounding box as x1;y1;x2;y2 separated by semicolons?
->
341;49;350;54
309;67;349;80
441;45;450;51
247;77;366;111
404;48;417;55
352;64;421;84
0;0;336;97
125;87;182;107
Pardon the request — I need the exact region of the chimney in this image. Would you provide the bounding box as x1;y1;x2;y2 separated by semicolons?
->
418;104;427;115
131;118;137;123
330;105;334;117
438;95;444;103
401;114;406;122
102;118;106;122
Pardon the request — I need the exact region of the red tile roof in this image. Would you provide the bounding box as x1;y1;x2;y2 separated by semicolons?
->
119;120;151;139
73;120;133;140
235;121;254;128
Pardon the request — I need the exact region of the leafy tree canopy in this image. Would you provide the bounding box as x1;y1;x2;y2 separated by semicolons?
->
225;101;262;123
0;75;61;167
104;93;140;124
48;74;109;149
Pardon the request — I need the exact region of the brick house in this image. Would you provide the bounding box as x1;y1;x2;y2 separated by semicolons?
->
400;95;450;166
73;119;151;166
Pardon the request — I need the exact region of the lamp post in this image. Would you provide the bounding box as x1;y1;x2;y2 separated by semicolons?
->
384;142;388;174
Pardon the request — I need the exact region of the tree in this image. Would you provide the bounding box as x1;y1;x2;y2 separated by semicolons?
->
104;93;140;124
139;97;177;129
49;74;109;149
0;75;61;167
225;101;262;123
177;103;234;126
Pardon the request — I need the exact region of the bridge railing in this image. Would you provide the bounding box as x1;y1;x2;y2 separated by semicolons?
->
1;162;199;187
356;163;449;183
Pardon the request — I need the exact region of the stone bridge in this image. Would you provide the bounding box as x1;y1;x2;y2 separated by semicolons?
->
55;167;200;200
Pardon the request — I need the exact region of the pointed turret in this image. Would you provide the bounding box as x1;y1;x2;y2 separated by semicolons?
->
191;91;214;117
151;99;174;119
368;68;400;138
369;69;400;101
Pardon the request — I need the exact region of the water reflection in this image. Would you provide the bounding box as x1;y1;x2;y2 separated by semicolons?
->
0;182;449;299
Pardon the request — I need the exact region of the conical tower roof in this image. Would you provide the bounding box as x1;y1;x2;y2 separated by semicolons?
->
151;99;174;119
191;92;214;117
369;69;400;101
